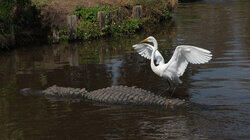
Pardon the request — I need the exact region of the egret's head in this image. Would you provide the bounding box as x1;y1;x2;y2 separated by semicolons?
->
140;36;158;49
140;36;156;43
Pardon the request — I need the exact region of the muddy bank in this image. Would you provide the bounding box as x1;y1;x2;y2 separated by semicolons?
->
0;0;178;49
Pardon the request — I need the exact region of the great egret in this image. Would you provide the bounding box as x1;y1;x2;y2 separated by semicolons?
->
133;36;212;87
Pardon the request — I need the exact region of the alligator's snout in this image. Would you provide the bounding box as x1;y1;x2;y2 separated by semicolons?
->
20;88;43;96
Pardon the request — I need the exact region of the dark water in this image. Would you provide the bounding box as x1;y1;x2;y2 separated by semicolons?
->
1;0;250;139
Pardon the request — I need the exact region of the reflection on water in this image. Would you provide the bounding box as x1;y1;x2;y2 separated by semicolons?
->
0;0;250;139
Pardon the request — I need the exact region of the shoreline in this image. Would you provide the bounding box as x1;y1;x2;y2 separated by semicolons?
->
0;0;178;50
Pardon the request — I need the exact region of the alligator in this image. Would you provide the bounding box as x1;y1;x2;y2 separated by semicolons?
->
20;85;190;109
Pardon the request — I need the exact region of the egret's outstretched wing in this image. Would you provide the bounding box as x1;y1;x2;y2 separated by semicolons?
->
133;43;165;64
165;45;212;77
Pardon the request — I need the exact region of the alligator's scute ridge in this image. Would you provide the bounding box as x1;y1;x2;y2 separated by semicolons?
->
20;85;189;109
43;85;87;99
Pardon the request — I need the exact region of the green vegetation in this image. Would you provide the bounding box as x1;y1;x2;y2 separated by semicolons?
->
31;0;48;9
73;6;113;40
0;0;174;48
58;27;68;41
74;6;115;23
110;19;142;35
71;1;173;41
72;6;142;40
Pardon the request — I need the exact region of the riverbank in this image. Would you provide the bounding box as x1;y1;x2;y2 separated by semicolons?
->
0;0;178;50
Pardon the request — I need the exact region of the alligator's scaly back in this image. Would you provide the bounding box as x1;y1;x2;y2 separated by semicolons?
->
85;86;187;108
43;85;87;99
20;85;188;109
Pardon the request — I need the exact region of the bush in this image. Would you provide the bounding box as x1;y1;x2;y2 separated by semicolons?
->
73;6;142;40
110;19;142;35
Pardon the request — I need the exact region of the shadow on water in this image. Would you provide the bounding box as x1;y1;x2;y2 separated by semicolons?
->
0;0;250;139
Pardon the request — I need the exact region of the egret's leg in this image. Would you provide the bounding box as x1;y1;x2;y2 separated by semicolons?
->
159;79;171;95
166;79;172;90
170;87;176;97
166;79;177;97
166;80;177;97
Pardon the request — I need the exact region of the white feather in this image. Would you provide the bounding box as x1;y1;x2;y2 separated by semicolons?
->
164;45;212;78
133;37;212;85
133;43;165;65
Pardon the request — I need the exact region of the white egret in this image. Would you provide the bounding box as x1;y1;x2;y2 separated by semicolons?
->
133;36;212;87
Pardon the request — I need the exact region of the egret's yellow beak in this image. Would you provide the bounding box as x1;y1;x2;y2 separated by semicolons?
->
140;38;149;43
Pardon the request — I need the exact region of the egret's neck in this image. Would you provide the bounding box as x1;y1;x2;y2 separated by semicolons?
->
152;39;158;49
150;39;158;71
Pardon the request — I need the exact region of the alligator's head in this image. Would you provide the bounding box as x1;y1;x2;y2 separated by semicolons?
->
20;88;43;96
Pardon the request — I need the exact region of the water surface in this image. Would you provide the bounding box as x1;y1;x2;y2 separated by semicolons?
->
0;0;250;139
